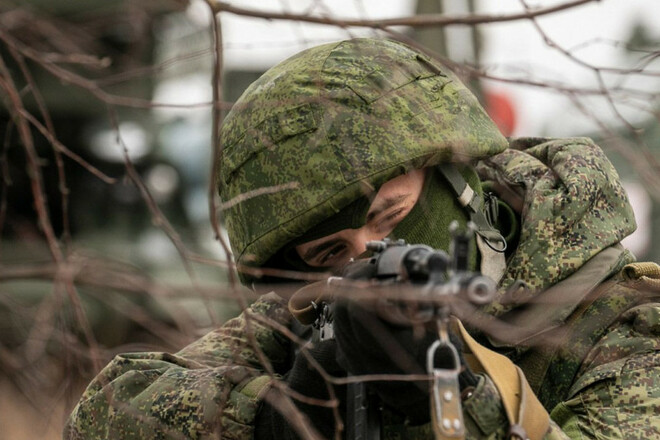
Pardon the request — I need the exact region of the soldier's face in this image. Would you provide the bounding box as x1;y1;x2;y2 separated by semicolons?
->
296;169;426;268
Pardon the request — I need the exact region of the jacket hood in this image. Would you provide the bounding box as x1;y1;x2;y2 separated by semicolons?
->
477;137;636;314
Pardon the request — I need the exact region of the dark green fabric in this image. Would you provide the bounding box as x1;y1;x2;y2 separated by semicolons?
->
333;298;478;426
255;340;346;440
390;166;481;270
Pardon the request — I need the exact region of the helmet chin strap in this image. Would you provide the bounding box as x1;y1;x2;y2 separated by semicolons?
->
437;164;507;283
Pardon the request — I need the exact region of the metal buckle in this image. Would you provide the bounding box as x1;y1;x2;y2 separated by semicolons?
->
508;424;529;440
311;301;334;341
427;321;465;438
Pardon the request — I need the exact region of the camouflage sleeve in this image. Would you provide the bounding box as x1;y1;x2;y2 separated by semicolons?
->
64;293;293;440
462;302;660;439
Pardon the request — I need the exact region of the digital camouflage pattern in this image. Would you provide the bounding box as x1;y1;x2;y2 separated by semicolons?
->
64;293;293;440
549;305;660;439
65;135;660;439
218;38;507;274
476;137;636;299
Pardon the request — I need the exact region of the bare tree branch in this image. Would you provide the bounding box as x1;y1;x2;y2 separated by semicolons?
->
210;0;596;28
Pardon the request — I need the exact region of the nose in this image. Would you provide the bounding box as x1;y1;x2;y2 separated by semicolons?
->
351;227;385;256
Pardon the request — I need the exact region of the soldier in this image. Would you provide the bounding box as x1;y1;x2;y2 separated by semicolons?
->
65;38;660;439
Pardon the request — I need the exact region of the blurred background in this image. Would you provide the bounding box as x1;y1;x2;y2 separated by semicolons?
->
0;0;658;438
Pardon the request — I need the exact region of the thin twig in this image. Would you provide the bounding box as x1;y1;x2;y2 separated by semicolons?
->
206;1;237;287
0;54;103;372
210;0;595;28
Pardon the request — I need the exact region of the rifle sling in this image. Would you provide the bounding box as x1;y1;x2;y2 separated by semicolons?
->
451;317;550;440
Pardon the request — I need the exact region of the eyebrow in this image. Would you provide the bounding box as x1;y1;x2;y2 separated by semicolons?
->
365;193;410;223
300;193;414;263
301;193;412;263
301;239;343;263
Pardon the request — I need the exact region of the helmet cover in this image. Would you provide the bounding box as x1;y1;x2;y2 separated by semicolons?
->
218;38;507;277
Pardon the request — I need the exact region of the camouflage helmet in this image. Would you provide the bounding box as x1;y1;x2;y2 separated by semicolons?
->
218;38;507;278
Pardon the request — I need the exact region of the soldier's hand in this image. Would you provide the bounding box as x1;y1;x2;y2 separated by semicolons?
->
255;339;346;439
333;298;477;425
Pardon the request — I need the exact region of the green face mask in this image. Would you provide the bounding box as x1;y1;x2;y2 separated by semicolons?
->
390;166;481;270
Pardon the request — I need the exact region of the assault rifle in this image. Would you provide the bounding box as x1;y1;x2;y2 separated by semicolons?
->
312;222;497;440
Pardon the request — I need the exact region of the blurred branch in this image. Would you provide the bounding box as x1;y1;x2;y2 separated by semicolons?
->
0;26;221;110
0;258;247;300
206;2;238;289
19;110;116;184
0;58;103;373
8;46;73;249
0;3;658;437
210;0;596;28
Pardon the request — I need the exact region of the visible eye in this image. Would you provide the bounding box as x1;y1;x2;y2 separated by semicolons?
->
318;243;348;265
382;208;406;223
374;208;406;232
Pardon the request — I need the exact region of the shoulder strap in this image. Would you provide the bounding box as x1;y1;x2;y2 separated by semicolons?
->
451;317;550;440
437;164;507;283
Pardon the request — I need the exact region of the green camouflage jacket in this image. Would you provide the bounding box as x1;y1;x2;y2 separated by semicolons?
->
65;138;660;439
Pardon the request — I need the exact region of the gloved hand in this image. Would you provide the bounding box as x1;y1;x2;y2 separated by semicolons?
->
333;296;478;425
254;339;347;440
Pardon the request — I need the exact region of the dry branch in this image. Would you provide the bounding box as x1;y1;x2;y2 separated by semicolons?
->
210;0;596;28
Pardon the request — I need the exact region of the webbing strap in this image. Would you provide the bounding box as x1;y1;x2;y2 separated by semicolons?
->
451;318;550;440
437;164;506;252
438;164;481;214
438;164;507;283
240;375;273;399
477;235;507;285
